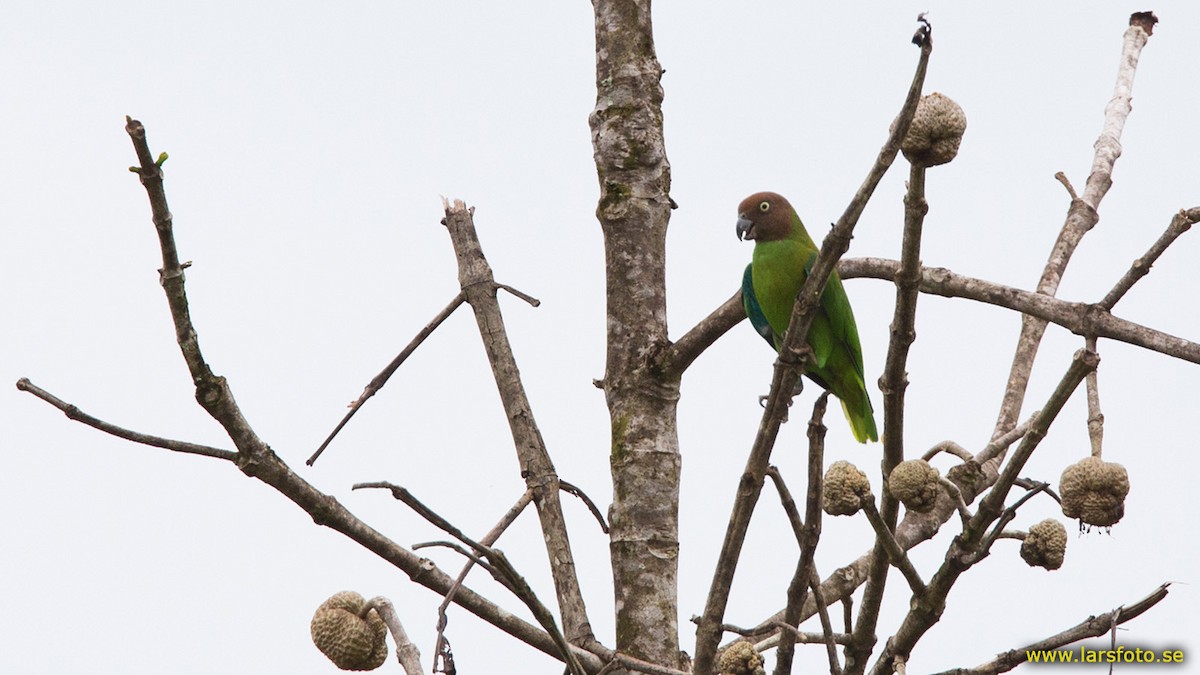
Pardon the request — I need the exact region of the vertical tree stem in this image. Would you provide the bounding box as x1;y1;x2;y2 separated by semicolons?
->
590;0;681;666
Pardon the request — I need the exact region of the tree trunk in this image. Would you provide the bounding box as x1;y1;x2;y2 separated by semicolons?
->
589;0;679;667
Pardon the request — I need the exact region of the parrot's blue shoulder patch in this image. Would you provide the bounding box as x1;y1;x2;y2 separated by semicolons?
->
742;263;776;347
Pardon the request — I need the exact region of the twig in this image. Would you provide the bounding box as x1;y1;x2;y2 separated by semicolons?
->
307;292;467;465
483;549;588;675
15;379;237;461
560;480;610;534
354;481;586;675
691;25;933;675
773;395;833;675
1084;337;1104;458
971;482;1052;564
1099;208;1200;311
808;569;843;674
441;199;594;648
989;13;1155;456
412;541;510;588
839;258;1200;365
931;584;1170;675
859;500;926;596
1053;171;1078;200
355;482;485;549
922;441;973;463
771;622;853;646
688;616;773;639
365;596;424;675
848;147;931;675
765;465;806;547
432;489;534;667
936;477;974;530
974;412;1038;466
496;283;542;307
121;117;267;460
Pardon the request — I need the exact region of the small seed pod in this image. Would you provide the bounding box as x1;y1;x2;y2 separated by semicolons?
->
822;460;873;516
311;591;389;671
1060;457;1130;527
1020;519;1068;570
718;639;766;675
899;92;967;166
888;459;941;513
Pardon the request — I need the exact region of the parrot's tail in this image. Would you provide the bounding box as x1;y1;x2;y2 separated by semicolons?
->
840;390;879;444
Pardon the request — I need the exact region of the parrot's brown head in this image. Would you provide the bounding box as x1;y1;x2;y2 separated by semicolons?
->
736;191;795;242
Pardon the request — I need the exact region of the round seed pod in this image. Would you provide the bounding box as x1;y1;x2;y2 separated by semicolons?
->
888;459;941;513
1020;519;1068;570
718;639;766;675
823;460;873;516
310;591;389;671
1060;457;1130;528
899;92;967;166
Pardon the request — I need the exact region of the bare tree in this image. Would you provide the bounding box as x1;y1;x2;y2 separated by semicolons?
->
18;6;1195;675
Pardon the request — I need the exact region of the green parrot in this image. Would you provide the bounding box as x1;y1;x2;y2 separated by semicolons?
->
737;191;878;443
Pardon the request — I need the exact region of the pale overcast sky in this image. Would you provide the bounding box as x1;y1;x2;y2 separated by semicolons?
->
4;3;1198;673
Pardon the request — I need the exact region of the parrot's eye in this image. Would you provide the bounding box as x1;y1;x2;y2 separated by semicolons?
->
759;201;770;212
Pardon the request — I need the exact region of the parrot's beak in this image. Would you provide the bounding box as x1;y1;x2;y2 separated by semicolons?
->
736;216;756;241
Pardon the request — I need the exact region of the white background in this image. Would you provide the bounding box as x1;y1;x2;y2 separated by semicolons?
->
3;3;1197;673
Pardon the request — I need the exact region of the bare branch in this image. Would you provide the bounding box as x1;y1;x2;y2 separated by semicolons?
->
692;26;933;674
859;500;926;596
922;441;973;463
496;283;542;307
989;15;1155;449
16;379;237;461
560;479;610;534
848;153;930;675
441;199;594;647
974;412;1038;466
365;596;424;675
932;584;1170;675
971;482;1053;565
1084;337;1105;458
433;489;533;667
123;117;268;461
308;292;467;465
937;477;974;531
354;481;586;675
772;394;830;675
773;622;853;646
412;541;510;587
840;258;1200;364
1099;207;1200;310
808;570;843;674
659;292;743;377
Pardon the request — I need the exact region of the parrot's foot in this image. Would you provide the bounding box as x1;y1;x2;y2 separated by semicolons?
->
757;394;793;423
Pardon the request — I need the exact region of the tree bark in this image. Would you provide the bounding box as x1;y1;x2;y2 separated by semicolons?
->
589;0;680;667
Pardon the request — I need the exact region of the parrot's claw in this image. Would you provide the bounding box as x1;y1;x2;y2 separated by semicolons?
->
757;394;794;423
